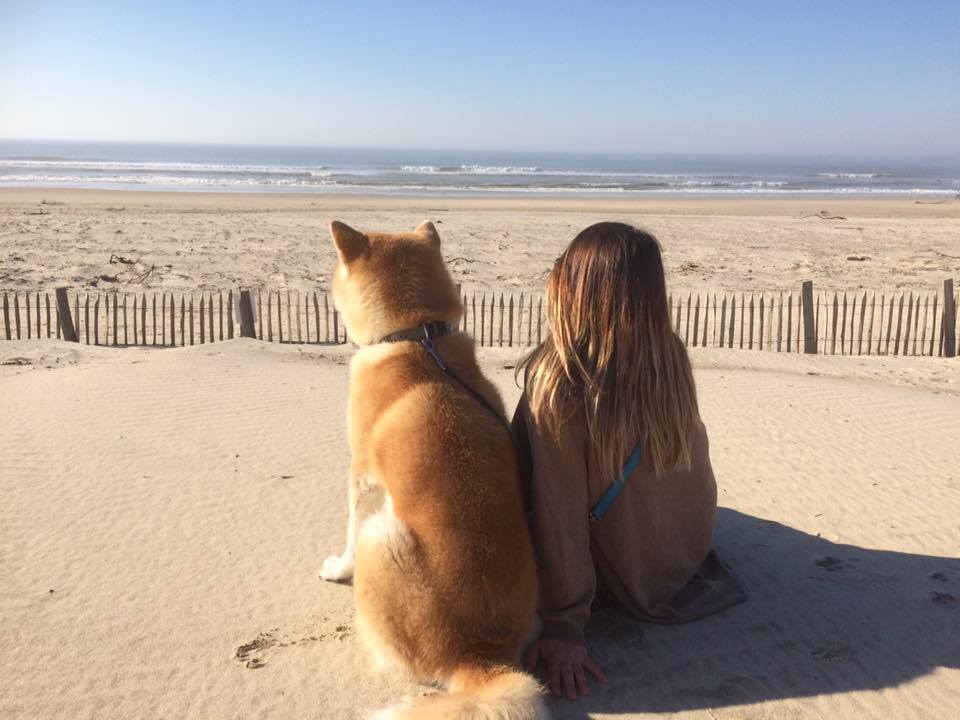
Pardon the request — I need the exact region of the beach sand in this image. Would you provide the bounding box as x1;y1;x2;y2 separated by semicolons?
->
2;338;959;720
2;189;960;718
2;189;960;297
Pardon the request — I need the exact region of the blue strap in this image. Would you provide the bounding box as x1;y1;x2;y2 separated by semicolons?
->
589;442;643;521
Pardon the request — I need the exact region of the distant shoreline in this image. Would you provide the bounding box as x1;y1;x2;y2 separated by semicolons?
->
3;187;960;218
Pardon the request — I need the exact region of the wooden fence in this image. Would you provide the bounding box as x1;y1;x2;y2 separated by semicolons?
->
1;280;957;358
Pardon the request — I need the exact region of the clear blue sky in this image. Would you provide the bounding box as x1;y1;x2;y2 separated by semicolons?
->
1;0;958;154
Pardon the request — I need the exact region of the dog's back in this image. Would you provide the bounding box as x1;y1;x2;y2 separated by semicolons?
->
328;221;543;719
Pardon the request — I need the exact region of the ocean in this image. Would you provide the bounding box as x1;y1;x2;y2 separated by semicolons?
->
1;139;958;196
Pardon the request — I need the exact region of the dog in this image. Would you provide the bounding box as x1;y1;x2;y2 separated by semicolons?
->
320;220;544;719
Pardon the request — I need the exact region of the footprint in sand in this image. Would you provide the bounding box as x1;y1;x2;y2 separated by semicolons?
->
815;556;845;572
930;592;957;608
811;641;858;662
234;618;354;669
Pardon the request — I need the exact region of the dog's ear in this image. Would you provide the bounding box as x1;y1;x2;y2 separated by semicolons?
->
415;220;441;247
330;221;369;263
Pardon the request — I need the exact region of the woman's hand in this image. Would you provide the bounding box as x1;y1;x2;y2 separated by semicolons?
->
525;636;607;700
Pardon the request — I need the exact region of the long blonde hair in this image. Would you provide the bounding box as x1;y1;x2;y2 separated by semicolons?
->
518;222;699;481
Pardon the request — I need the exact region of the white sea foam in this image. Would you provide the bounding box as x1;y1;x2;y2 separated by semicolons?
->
0;159;332;176
816;172;886;179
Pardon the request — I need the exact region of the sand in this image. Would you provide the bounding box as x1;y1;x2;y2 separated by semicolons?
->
2;337;959;719
2;189;959;718
2;189;960;297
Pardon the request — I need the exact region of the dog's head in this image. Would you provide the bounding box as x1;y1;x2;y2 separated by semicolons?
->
329;220;462;345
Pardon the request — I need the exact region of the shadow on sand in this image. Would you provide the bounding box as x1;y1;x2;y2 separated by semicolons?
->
546;508;960;718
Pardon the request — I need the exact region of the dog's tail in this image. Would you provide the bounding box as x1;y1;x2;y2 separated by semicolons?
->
370;664;548;720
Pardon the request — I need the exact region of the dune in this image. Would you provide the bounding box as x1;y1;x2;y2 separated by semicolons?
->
2;338;958;719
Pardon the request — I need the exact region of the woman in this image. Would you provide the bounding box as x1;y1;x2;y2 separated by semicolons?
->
513;222;744;701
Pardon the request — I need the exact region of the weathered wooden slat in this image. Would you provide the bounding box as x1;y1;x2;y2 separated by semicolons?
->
238;290;255;338
189;295;195;345
471;294;478;344
93;294;100;345
26;292;32;340
747;294;754;350
200;295;206;344
462;293;468;333
692;295;701;347
13;292;21;339
53;288;77;342
45;293;51;339
902;293;914;356
35;292;41;338
675;294;683;335
83;293;90;345
322;292;329;342
312;292;321;343
882;293;894;355
132;295;137;345
266;292;273;342
169;294;176;346
685;293;692;346
227;290;234;340
719;295;727;348
801;281;815;353
277;290;284;343
893;293;905;356
179;295;185;346
864;292;867;355
3;293;11;341
709;293;716;347
140;293;147;345
293;292;301;343
866;293;875;355
760;294;768;351
838;293;847;355
769;294;776;350
333;308;339;344
728;294;736;349
479;293;486;347
286;290;292;344
911;293;920;356
739;293;745;349
121;293;127;345
219;292;225;342
517;294;524;347
919;293;929;356
943;279;956;358
701;294;709;347
498;294;505;347
258;290;264;341
776;293;784;352
489;293;495;347
537;294;543;345
111;292;118;346
928;294;939;357
786;292;793;352
508;294;515;347
208;292;214;342
829;293;838;355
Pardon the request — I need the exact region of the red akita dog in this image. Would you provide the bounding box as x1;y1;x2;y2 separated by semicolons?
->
320;220;544;719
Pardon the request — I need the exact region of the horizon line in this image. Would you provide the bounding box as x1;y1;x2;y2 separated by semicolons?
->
1;137;957;161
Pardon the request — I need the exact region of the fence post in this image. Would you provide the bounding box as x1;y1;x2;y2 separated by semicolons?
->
944;278;956;358
801;281;816;353
55;288;78;342
239;290;256;338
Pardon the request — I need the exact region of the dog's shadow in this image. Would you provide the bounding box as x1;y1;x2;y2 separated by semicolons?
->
546;507;960;718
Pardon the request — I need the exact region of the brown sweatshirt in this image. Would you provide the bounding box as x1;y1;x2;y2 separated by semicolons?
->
512;394;744;646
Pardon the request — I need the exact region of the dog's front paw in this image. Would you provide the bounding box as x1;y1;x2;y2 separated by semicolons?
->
320;552;355;583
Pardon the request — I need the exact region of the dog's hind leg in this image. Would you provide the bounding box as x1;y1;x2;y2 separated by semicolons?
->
353;499;434;680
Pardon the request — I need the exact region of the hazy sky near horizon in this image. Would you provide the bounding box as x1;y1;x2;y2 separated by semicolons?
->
1;0;958;155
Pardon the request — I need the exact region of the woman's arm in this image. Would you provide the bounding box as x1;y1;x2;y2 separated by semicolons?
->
515;397;606;698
